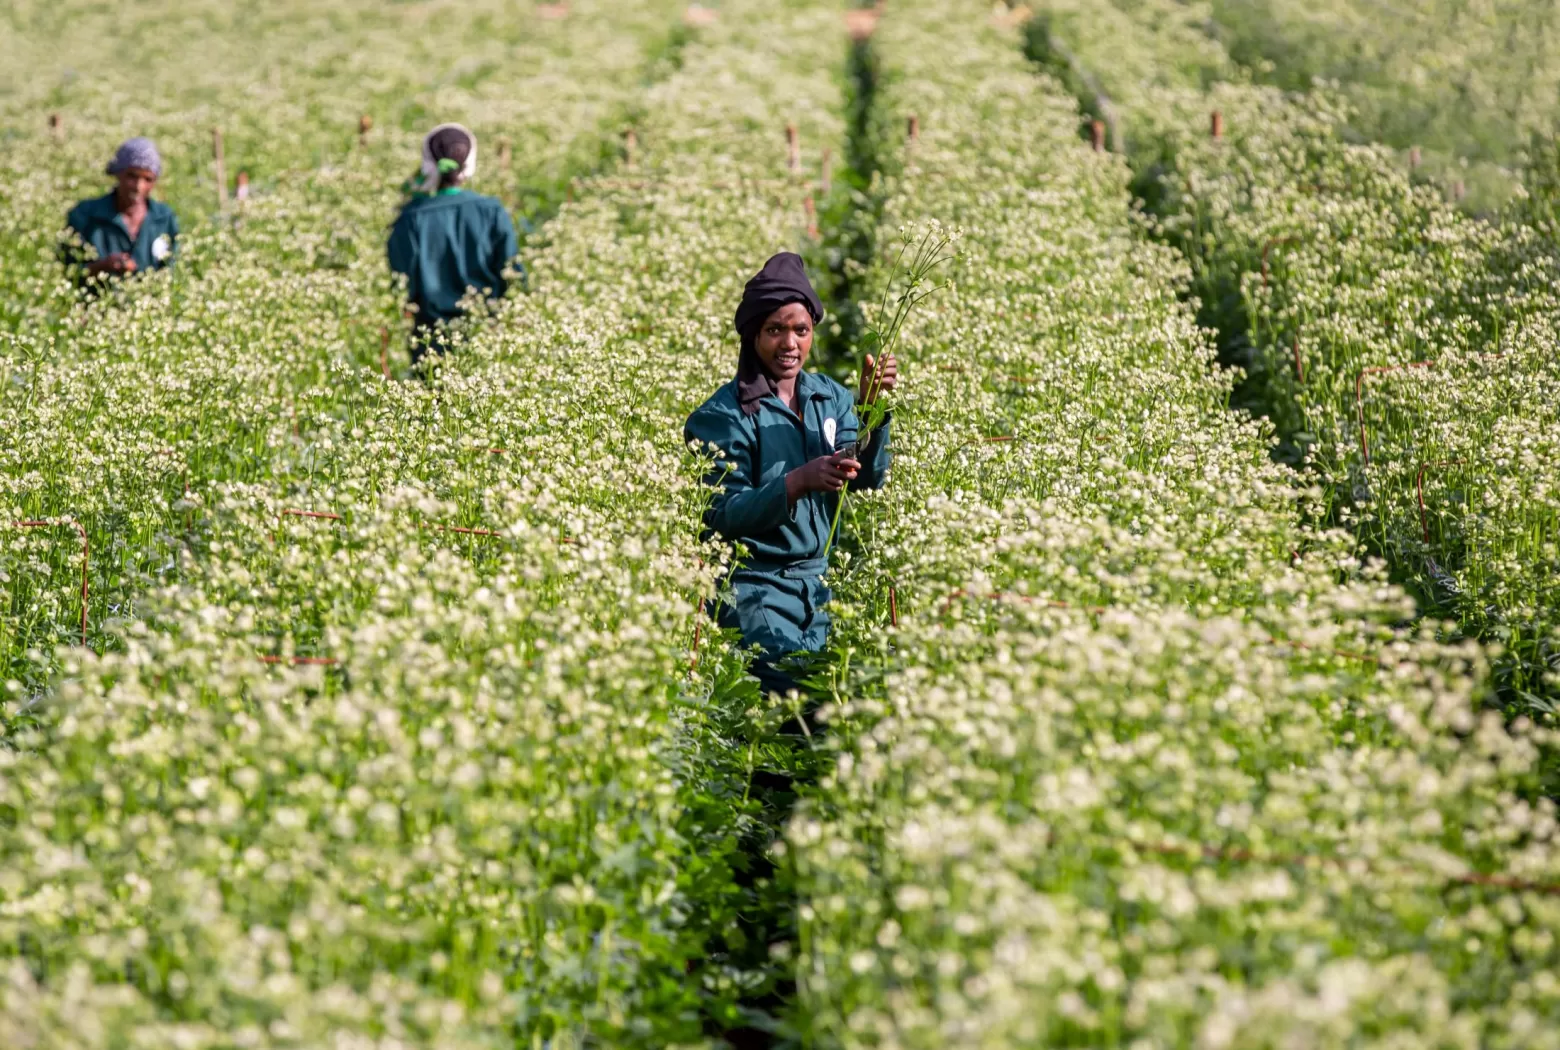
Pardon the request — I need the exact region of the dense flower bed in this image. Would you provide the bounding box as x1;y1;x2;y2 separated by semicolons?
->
1029;0;1560;706
5;1;1559;1046
791;3;1560;1045
1;0;843;1044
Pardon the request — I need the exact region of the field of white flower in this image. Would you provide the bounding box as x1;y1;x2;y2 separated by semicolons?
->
788;4;1560;1046
1027;0;1560;710
1024;0;1560;209
4;0;1560;1047
2;0;846;1044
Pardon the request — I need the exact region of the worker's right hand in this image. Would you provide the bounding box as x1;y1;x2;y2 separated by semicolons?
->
787;453;861;502
88;253;137;276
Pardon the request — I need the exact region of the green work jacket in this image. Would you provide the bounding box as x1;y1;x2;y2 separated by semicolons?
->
387;189;519;324
64;194;179;274
684;370;891;573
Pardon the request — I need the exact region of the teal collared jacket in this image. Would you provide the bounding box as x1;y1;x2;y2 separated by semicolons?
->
63;194;179;274
685;370;891;569
684;371;891;682
387;189;519;325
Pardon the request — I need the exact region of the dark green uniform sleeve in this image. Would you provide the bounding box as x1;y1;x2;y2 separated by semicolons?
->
387;216;413;278
60;205;93;276
685;403;794;539
387;215;417;305
493;207;519;293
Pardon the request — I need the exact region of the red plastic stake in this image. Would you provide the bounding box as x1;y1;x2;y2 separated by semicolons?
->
943;589;1108;616
888;583;899;628
1355;354;1504;464
1262;634;1384;667
1355;361;1434;464
10;519;89;649
418;523;503;538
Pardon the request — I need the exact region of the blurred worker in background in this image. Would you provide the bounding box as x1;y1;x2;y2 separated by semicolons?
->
388;123;520;368
684;252;897;696
64;137;179;280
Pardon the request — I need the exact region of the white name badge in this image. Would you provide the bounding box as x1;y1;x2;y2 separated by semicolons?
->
151;234;172;262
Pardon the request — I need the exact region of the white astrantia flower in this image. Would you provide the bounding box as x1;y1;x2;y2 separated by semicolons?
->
5;0;1560;1047
0;0;850;1044
785;4;1560;1049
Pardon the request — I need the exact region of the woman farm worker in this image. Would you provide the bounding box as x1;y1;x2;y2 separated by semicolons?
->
684;252;898;695
388;123;519;366
64;137;179;280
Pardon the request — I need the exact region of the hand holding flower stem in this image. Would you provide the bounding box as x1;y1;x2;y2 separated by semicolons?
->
824;223;958;559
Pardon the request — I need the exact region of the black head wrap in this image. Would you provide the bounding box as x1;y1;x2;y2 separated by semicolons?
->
428;126;473;170
733;252;824;416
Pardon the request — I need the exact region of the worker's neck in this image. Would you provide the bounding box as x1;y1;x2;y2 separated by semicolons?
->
116;190;148;216
775;375;800;411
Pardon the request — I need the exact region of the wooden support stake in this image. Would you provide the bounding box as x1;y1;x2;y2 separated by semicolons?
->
624;127;638;169
358;114;373;147
820;147;833;194
786;123;800;173
1210;110;1224;140
498;136;513;170
908;114;920;143
48;113;62;139
1409;145;1421;169
804;195;819;239
212;128;227;211
1090;119;1105;152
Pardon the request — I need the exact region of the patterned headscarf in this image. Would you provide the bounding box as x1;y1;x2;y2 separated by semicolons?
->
105;137;162;178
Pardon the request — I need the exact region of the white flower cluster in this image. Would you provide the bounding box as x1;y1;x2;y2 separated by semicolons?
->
1;0;846;1045
1039;1;1560;702
789;3;1560;1047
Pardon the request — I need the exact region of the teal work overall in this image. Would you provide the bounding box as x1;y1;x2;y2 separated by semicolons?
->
64;193;179;276
684;370;891;693
387;188;519;362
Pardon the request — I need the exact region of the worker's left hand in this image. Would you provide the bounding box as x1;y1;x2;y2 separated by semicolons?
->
859;352;898;406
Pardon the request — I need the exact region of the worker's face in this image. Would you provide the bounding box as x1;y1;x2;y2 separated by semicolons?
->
754;301;813;381
115;167;157;206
